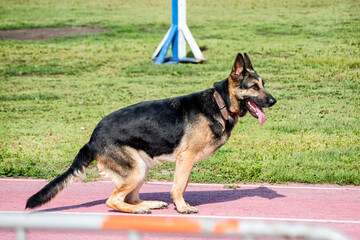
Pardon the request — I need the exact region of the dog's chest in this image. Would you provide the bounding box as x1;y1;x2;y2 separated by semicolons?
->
196;144;221;162
198;129;231;160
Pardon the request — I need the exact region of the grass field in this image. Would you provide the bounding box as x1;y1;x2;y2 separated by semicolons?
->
0;0;359;185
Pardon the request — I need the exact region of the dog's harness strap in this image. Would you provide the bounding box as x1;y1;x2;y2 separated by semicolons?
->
213;90;230;120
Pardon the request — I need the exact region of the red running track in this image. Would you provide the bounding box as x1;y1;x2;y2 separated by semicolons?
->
0;178;359;239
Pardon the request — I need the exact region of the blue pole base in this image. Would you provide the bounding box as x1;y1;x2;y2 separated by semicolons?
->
152;26;207;64
152;57;206;65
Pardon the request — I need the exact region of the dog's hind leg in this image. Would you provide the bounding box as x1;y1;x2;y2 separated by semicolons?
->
97;147;152;214
125;176;168;210
106;186;151;214
105;173;154;214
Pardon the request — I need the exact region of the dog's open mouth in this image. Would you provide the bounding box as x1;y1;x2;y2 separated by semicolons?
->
246;101;266;126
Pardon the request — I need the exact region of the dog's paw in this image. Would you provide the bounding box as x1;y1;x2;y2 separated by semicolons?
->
156;201;169;209
139;200;168;209
176;205;198;214
133;206;151;214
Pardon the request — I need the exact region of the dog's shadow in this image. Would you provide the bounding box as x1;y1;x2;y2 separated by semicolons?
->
32;186;285;213
141;186;285;207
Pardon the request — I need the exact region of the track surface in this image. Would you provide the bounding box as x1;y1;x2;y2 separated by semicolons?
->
0;178;359;239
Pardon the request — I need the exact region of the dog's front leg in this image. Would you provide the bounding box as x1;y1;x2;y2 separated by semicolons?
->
171;156;198;214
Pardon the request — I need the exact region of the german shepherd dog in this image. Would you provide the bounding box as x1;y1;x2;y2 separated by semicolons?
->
26;53;276;214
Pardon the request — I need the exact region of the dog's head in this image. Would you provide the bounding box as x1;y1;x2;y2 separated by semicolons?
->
228;53;276;125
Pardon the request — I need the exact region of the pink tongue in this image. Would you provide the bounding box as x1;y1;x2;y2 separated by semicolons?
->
252;103;266;126
258;108;266;126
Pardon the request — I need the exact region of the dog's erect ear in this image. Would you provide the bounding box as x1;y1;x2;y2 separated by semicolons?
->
231;53;245;78
244;52;254;72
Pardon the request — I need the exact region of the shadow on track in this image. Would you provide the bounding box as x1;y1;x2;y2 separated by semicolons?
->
31;199;107;213
32;186;285;213
141;186;286;206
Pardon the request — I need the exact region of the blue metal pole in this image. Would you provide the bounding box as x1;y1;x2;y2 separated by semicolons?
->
152;0;205;64
171;0;179;60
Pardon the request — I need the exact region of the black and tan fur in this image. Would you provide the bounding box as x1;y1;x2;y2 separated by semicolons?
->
26;53;276;214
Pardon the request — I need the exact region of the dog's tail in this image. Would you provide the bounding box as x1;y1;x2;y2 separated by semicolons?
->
25;143;95;209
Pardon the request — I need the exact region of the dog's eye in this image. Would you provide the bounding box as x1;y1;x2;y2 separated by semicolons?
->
251;84;259;91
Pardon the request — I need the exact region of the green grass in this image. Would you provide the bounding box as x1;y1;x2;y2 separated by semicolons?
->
0;0;359;185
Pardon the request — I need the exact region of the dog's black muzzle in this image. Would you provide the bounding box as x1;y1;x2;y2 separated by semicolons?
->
267;96;277;107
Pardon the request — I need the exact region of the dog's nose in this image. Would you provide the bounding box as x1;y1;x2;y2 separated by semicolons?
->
268;97;277;106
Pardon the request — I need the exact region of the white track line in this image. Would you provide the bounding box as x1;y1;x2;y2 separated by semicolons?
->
149;181;360;191
0;211;359;224
1;178;359;191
